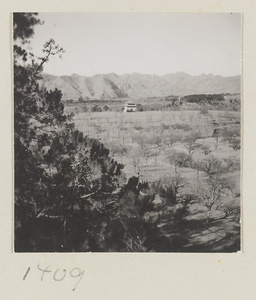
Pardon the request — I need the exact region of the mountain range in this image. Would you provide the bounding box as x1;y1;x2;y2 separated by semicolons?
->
41;72;240;101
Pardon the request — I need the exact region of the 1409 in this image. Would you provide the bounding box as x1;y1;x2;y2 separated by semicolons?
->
23;264;84;291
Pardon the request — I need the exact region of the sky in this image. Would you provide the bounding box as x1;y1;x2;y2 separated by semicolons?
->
27;13;241;77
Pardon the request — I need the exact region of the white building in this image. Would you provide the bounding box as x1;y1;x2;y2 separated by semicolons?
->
124;100;137;112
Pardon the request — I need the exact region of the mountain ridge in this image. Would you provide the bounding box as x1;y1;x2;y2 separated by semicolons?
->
40;72;240;101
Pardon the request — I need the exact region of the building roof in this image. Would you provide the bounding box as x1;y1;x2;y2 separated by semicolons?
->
125;100;136;106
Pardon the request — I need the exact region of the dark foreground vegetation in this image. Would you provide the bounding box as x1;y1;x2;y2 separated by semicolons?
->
14;13;240;252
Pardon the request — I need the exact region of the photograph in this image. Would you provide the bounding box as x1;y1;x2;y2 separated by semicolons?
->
14;12;241;252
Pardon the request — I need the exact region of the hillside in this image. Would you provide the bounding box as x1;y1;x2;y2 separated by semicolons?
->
41;72;241;101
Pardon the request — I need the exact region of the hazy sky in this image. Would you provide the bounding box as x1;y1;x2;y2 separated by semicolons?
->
28;13;241;77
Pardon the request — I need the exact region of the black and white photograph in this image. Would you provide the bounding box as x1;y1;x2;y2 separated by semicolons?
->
14;12;241;252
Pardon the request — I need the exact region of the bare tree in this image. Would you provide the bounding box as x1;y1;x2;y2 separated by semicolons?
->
193;175;234;223
169;173;187;200
130;149;144;178
161;172;188;204
199;156;223;175
164;133;180;148
166;150;192;170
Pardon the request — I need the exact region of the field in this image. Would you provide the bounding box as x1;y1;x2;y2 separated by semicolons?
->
68;107;241;251
70;109;239;180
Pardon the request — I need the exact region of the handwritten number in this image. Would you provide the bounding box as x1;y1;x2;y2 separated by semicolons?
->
53;268;66;281
23;265;84;291
37;264;52;281
70;267;84;291
23;267;30;280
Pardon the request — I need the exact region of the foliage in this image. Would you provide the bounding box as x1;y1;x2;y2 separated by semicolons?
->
91;104;102;112
13;13;42;41
166;150;192;168
192;174;234;222
172;123;192;131
78;96;85;103
197;156;224;175
103;105;111;111
14;13;173;252
136;103;144;111
182;94;225;105
164;133;180;148
158;173;187;204
230;137;241;150
222;127;241;150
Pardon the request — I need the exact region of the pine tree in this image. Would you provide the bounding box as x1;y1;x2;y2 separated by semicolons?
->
14;13;170;252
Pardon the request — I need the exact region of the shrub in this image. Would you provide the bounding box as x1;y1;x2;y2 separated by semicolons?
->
172;123;192;131
167;150;192;168
133;125;144;131
91;104;102;112
231;137;241;150
103;105;111;111
161;123;170;130
136;103;144;111
197;156;225;175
